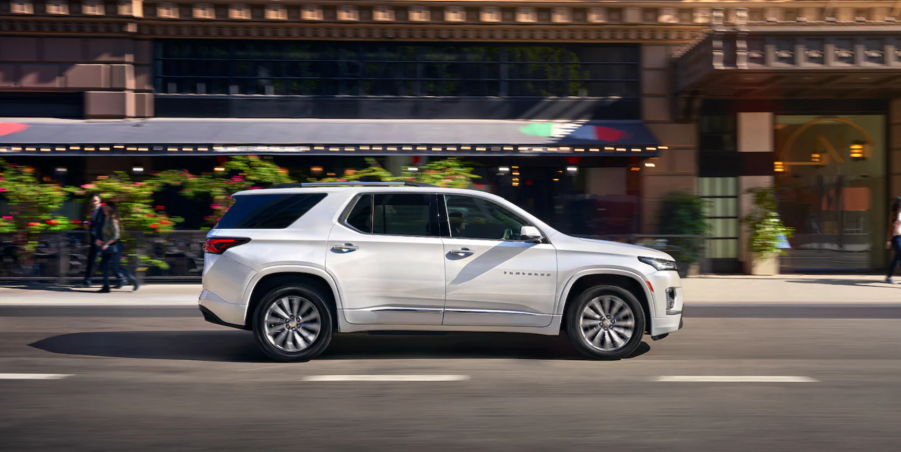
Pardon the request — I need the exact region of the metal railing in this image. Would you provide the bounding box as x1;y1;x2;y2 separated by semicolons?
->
0;230;208;283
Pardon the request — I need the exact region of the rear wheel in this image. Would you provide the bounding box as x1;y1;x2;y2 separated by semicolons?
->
252;285;334;362
565;285;645;360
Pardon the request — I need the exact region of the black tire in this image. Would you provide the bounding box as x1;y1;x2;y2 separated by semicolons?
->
252;285;334;362
565;285;646;360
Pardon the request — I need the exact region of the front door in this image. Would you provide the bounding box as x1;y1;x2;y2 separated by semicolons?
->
441;195;557;327
326;193;446;325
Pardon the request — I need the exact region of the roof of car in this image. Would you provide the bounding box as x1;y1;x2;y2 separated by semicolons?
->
233;183;485;197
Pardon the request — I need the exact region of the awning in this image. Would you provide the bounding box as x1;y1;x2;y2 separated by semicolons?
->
0;119;663;156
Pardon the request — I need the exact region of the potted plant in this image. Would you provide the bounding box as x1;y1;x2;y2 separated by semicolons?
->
656;192;707;278
741;187;794;275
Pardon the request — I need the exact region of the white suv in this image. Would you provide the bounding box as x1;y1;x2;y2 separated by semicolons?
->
199;182;684;362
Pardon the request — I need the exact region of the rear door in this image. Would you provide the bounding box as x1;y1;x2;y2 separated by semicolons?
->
326;193;446;325
440;195;557;327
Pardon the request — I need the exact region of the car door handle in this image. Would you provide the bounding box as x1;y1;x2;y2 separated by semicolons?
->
450;248;474;257
332;243;359;253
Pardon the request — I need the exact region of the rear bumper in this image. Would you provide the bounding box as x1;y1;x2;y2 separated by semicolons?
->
198;289;246;329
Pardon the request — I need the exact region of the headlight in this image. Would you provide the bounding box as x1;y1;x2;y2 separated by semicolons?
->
638;256;677;271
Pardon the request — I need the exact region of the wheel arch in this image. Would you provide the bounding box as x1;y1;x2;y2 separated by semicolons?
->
242;266;342;331
557;270;655;335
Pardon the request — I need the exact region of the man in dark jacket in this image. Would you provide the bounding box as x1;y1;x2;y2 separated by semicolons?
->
76;193;122;288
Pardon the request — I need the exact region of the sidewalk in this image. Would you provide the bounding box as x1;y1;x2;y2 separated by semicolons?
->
2;275;901;306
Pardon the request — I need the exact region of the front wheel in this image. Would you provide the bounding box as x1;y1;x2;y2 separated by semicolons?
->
252;285;334;362
565;285;645;360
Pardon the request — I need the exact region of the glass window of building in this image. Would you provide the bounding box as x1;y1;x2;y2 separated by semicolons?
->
773;115;887;271
698;177;739;261
155;41;639;99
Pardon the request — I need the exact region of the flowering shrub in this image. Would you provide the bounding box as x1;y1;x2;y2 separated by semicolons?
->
316;158;479;189
156;156;292;227
0;158;72;232
0;216;15;233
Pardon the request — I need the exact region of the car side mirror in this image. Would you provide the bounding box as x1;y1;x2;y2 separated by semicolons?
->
520;226;542;242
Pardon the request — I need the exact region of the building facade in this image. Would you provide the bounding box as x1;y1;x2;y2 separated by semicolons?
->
1;0;900;273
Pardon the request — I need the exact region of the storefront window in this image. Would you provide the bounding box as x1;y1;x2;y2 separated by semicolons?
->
774;115;887;271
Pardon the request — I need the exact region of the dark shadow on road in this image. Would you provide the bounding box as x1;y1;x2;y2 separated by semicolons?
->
29;331;651;362
785;278;900;288
0;283;79;292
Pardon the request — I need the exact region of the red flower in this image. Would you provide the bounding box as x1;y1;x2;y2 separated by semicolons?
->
72;219;82;224
28;222;39;226
46;220;57;225
155;205;165;210
160;220;173;225
149;223;159;228
145;213;155;217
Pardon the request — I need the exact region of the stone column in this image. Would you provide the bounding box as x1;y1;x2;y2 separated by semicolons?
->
640;45;698;234
736;112;775;272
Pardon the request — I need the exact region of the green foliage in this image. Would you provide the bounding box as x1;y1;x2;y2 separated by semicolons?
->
156;155;293;227
67;172;182;233
0;158;72;232
315;158;480;189
656;192;708;264
742;187;794;259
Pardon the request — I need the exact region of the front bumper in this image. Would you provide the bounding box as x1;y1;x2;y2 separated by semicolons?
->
647;270;684;337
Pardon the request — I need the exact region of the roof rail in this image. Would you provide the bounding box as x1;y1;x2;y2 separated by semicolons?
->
268;181;436;189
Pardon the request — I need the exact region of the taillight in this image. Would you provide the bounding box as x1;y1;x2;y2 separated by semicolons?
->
203;237;250;254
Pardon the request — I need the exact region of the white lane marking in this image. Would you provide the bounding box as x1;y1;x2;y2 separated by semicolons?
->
0;373;73;380
656;376;818;383
303;375;470;382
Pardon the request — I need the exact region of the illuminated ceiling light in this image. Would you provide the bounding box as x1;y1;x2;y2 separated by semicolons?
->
314;146;325;151
416;146;427;151
372;146;383;151
566;167;578;173
631;167;641;171
644;162;656;168
167;147;178;152
402;146;413;151
55;167;67;174
512;171;520;176
11;147;22;151
631;148;641;152
326;172;336;177
26;147;36;151
114;145;124;149
408;166;419;172
329;147;340;152
127;147;137;151
69;146;80;150
345;147;355;152
387;147;397;151
553;178;560;182
182;147;193;151
499;167;510;172
197;147;208;151
447;147;457;151
476;147;487;151
589;148;600;152
560;147;571;152
213;146;225;151
84;147;95;151
658;146;668;150
503;146;514;151
310;166;323;175
132;166;144;174
40;148;51;152
811;152;821;163
512;166;519;169
55;147;65;151
647;147;657;151
138;147;149;152
99;147;110;151
616;148;626;152
512;182;520;187
774;161;785;172
604;147;614;151
432;147;442;151
214;166;226;172
461;146;471;150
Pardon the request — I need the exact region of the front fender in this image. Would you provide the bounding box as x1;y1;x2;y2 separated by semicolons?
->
554;266;657;318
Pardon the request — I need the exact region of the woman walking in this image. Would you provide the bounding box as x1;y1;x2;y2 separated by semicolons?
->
886;197;901;284
97;203;139;293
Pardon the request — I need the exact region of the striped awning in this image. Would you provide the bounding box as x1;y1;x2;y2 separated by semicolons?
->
0;118;663;156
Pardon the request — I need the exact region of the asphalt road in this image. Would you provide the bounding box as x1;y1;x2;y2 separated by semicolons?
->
1;305;900;451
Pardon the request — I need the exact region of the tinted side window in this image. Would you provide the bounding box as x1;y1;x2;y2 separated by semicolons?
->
445;195;530;240
345;195;373;233
216;193;327;229
372;194;434;236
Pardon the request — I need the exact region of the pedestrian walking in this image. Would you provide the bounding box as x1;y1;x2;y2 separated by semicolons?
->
97;202;138;293
885;196;901;284
75;193;104;288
